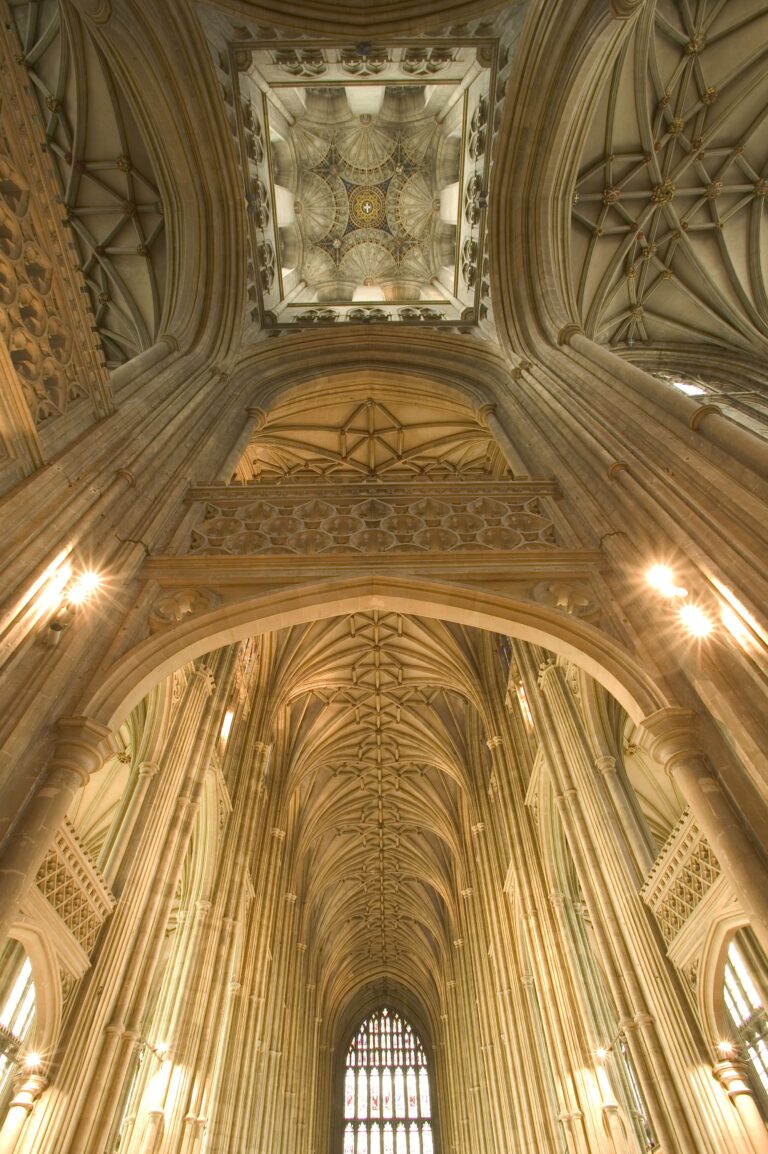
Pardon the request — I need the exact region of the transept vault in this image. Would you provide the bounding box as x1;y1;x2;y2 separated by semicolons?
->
1;2;768;1154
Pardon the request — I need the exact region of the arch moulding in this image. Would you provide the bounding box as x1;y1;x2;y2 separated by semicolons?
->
83;576;668;731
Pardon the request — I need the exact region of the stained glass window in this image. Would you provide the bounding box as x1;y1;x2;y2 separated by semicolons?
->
344;1009;433;1154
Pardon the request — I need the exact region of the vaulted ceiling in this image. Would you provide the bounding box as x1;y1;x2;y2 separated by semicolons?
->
257;610;496;1018
571;0;768;354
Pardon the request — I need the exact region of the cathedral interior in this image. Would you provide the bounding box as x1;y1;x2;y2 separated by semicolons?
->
1;1;768;1153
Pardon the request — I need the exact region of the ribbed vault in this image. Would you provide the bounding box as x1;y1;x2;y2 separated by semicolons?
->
571;0;768;354
10;0;166;366
254;611;495;1033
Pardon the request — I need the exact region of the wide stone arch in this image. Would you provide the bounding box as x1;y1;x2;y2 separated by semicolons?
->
82;575;668;731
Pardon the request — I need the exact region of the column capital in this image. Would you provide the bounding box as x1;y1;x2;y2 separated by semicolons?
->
76;0;112;24
10;1069;48;1104
52;716;112;785
474;402;496;426
557;322;585;345
641;707;702;769
189;665;216;696
138;760;160;778
245;406;268;430
712;1058;754;1099
609;0;647;17
594;755;616;774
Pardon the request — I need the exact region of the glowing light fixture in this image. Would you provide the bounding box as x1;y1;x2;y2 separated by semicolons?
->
678;603;714;638
66;571;102;606
646;565;687;599
716;1040;736;1057
155;1041;169;1058
23;1052;42;1069
594;1047;609;1063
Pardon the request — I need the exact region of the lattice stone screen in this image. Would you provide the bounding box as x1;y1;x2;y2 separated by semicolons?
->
641;809;722;945
35;821;115;955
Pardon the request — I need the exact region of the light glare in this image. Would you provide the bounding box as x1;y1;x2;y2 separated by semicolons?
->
67;571;102;605
717;1040;736;1056
220;709;234;742
679;603;714;638
594;1047;609;1063
23;1052;42;1069
721;605;750;647
646;565;686;599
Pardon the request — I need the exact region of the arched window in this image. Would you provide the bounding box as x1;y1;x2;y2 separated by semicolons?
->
0;940;37;1114
723;930;768;1115
343;1008;433;1154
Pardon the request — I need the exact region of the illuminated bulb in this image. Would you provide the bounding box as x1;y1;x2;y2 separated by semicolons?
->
67;571;102;606
678;603;714;638
594;1047;609;1063
23;1052;42;1069
155;1041;169;1058
646;565;687;599
717;1040;736;1056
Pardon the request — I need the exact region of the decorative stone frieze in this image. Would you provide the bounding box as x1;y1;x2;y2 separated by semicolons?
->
640;808;721;946
0;35;113;452
35;819;115;956
185;482;558;556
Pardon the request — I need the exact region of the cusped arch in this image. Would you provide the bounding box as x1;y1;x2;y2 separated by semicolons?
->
698;908;752;1053
6;922;62;1060
82;576;668;730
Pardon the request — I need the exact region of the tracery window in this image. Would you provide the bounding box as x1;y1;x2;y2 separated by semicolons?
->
653;371;768;440
0;941;36;1113
724;933;768;1115
343;1008;434;1154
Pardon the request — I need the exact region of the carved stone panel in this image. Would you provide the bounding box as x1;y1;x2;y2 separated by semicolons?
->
186;484;558;557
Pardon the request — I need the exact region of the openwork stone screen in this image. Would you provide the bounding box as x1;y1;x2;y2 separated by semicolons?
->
343;1009;433;1154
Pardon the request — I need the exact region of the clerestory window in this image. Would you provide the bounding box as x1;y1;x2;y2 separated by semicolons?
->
343;1008;433;1154
724;933;768;1115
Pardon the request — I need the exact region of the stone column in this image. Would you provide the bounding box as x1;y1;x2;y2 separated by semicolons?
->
101;761;160;883
567;332;768;478
713;1058;768;1154
643;708;768;956
213;407;266;483
475;403;531;476
0;1070;47;1154
522;652;704;1154
60;661;223;1154
593;755;655;877
0;716;110;938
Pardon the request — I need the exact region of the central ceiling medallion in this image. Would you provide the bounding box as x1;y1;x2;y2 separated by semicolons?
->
349;185;386;229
